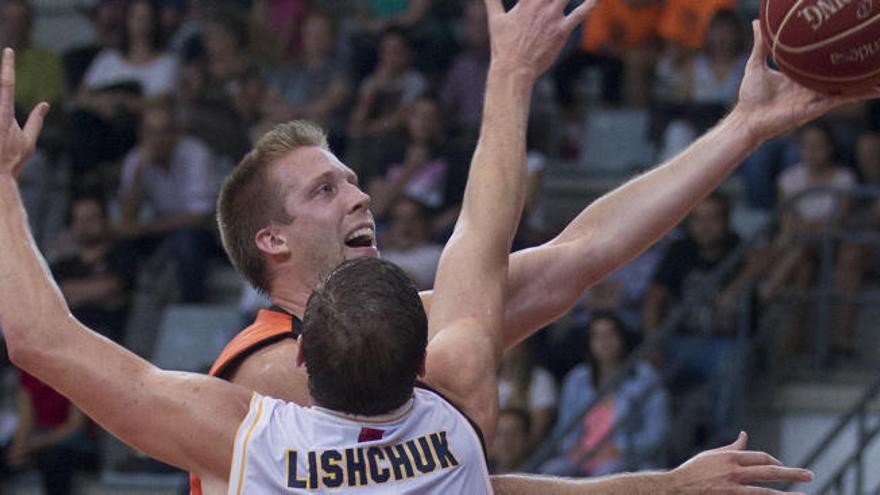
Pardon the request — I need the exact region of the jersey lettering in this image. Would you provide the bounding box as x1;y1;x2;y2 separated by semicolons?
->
284;431;460;490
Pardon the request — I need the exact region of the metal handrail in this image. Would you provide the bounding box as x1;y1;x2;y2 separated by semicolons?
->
780;375;880;491
815;414;880;494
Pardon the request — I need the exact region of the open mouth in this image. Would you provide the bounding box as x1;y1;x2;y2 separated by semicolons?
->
344;227;375;248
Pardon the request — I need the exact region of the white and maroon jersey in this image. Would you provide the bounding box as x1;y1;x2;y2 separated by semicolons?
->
227;384;492;495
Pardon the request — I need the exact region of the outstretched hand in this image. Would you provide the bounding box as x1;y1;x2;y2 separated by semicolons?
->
0;48;49;179
734;21;880;142
669;432;813;494
484;0;597;80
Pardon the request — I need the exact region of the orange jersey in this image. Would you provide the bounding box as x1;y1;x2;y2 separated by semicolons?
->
581;0;663;53
190;307;301;495
657;0;737;50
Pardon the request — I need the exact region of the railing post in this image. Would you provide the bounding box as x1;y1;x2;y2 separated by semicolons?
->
857;404;867;495
814;221;835;369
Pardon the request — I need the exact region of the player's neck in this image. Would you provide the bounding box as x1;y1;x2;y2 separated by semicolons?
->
312;397;415;424
269;294;306;319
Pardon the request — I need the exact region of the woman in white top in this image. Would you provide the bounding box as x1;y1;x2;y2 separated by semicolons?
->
70;0;179;175
77;0;178;111
762;122;857;353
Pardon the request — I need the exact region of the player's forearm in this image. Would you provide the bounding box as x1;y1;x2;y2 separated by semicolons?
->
554;111;760;275
490;471;669;495
0;177;72;358
457;62;532;257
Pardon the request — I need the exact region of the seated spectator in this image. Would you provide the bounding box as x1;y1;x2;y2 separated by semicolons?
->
643;193;761;436
656;9;747;161
71;0;179;178
4;371;98;495
176;19;251;163
250;0;309;63
368;97;455;219
347;27;427;182
196;10;271;142
555;0;662;111
379;197;443;290
0;0;63;113
63;0;126;96
116;97;219;303
658;0;737;53
490;409;533;474
835;131;880;354
259;11;351;143
440;0;489;143
80;0;178;99
51;195;137;343
542;312;669;477
498;340;558;448
762;122;858;352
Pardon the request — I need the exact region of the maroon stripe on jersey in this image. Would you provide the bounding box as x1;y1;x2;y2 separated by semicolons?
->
358;427;385;443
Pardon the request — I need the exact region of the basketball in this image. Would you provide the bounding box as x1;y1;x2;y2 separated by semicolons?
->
760;0;880;94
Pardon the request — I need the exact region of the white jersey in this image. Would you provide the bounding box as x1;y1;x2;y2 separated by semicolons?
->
227;385;492;494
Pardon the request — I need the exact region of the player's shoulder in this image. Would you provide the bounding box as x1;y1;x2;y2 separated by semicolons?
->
229;339;310;404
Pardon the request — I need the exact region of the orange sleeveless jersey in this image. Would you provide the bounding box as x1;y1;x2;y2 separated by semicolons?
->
190;308;301;495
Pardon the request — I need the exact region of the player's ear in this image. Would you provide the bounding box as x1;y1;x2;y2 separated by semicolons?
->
295;335;305;368
255;225;290;256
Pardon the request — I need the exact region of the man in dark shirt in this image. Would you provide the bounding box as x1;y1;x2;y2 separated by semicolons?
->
643;192;760;447
51;195;136;342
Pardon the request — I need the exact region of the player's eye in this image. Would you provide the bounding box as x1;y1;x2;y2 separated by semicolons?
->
316;183;334;195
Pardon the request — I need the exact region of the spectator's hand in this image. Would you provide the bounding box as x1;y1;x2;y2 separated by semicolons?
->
0;49;48;180
485;0;597;81
667;432;813;494
733;21;880;142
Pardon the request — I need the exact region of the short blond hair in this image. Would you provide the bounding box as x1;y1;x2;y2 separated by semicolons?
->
217;121;328;294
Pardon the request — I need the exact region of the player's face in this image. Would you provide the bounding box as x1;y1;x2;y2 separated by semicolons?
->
270;147;377;280
302;14;333;59
71;199;107;247
127;0;156;41
589;318;623;366
800;127;834;170
688;199;728;249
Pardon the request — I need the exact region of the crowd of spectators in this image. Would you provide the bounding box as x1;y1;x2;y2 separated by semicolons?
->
1;0;879;492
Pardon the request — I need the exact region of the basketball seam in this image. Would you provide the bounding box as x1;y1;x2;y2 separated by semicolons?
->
774;11;880;53
770;0;808;65
775;50;880;81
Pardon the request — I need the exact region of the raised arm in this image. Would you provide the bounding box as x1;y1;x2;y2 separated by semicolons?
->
423;0;595;442
0;49;250;484
424;20;880;350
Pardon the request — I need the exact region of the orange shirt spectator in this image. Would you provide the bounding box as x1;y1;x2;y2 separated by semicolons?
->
581;0;663;54
658;0;738;50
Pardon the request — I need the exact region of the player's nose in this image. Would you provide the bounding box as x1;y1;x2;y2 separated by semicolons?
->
348;183;371;214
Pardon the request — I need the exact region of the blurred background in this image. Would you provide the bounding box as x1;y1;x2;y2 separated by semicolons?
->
0;0;879;493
